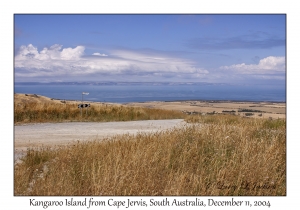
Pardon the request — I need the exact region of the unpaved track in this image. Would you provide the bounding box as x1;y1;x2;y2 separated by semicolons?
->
14;119;185;161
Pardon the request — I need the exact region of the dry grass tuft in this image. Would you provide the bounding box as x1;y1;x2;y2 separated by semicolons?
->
14;115;286;196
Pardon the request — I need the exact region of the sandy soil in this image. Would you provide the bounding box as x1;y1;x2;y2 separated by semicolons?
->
14;119;185;161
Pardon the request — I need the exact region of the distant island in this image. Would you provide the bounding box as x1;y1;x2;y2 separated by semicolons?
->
15;81;236;86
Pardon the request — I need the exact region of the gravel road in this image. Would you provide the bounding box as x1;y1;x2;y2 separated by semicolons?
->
14;119;185;161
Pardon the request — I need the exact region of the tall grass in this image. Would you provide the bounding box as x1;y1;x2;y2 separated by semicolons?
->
14;115;286;196
14;102;185;124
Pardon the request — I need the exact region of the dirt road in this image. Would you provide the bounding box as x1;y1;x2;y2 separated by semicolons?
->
14;119;185;161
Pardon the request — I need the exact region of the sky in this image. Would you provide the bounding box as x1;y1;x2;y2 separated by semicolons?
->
14;14;286;86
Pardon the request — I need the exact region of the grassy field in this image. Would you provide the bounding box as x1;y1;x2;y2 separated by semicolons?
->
14;100;185;124
14;114;286;196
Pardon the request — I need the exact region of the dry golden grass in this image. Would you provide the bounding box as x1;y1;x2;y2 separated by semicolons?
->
14;115;286;196
14;93;59;104
14;100;185;124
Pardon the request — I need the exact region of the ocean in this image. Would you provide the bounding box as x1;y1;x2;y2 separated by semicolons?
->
14;83;286;103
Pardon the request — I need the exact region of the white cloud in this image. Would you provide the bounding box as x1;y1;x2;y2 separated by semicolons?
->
220;56;285;74
15;44;209;81
15;44;39;60
60;46;85;60
92;52;108;56
108;49;209;74
15;44;85;63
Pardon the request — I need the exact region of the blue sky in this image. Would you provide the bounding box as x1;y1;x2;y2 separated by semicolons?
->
14;14;286;85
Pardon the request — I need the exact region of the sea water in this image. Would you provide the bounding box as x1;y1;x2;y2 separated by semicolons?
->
14;84;286;103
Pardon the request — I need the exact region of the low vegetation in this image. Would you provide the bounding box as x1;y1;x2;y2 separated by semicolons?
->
238;108;265;113
14;115;286;196
14;101;185;124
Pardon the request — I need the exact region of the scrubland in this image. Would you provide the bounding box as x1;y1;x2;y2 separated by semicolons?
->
14;114;286;196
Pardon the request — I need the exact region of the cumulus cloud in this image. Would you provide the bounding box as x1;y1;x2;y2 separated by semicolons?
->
15;44;85;61
60;46;85;60
14;44;209;81
220;56;285;74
